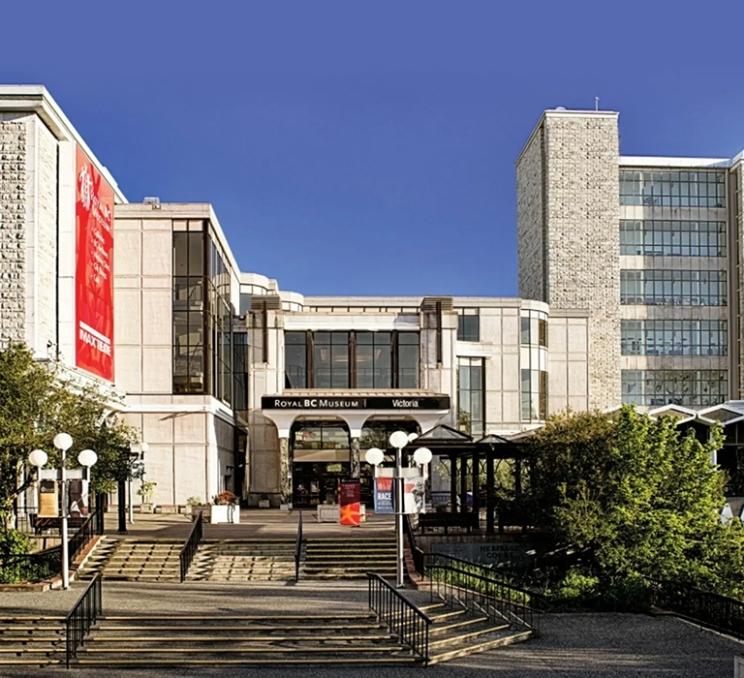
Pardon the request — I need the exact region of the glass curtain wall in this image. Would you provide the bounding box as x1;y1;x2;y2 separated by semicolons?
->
520;309;548;421
284;331;419;389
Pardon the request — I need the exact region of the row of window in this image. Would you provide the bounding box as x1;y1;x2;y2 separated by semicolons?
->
621;319;727;356
620;270;727;306
620;169;726;208
619;220;726;257
285;331;420;389
621;369;728;407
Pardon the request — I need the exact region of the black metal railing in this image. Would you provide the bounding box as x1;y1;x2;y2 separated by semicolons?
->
367;572;431;663
294;509;303;582
1;507;105;583
424;553;541;633
65;572;102;667
403;514;424;575
179;510;203;582
650;579;744;639
67;507;104;568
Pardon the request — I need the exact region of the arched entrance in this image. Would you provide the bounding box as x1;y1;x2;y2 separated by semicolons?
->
290;417;350;508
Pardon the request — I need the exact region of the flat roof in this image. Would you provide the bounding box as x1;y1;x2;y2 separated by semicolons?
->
0;85;127;203
620;155;731;169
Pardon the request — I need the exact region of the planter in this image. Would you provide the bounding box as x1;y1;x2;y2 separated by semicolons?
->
258;499;270;509
317;504;339;523
140;503;155;514
190;505;210;522
210;504;240;524
279;502;291;512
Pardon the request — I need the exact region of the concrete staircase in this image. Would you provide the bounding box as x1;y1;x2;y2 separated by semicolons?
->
188;540;298;582
0;616;65;667
71;614;416;668
303;536;397;579
79;538;182;582
421;601;533;664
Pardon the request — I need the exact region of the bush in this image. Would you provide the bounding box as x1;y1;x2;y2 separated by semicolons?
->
551;567;600;607
0;529;31;584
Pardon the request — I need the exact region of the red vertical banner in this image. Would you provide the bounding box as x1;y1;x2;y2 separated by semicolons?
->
75;145;115;381
339;480;361;526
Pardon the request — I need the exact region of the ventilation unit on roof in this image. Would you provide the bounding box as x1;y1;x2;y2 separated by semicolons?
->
143;196;161;208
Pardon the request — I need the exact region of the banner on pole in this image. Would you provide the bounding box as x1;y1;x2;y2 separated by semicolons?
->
339;479;362;526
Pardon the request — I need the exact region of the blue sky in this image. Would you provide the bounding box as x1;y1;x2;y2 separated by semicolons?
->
3;1;744;295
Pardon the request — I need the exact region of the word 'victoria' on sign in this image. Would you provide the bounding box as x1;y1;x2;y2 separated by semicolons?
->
261;396;451;410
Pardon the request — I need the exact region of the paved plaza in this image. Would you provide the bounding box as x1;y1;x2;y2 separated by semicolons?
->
1;578;741;677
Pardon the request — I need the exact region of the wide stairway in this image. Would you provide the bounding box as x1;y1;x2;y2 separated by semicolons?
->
71;614;415;668
0;616;66;667
78;537;182;582
188;539;297;582
303;535;397;579
420;600;532;664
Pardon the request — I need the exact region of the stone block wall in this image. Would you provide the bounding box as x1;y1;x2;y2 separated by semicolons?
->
0;120;27;346
517;111;621;410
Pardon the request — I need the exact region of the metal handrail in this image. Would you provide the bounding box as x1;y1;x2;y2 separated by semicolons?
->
367;572;431;663
179;510;203;582
294;509;303;582
1;507;105;582
403;514;424;575
649;579;744;639
65;572;102;667
424;553;542;633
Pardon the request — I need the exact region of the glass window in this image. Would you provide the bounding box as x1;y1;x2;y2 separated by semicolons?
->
458;357;485;436
397;332;419;388
621;319;727;356
457;309;480;342
620;219;726;257
621;369;727;407
620;169;726;209
621;269;726;306
285;332;308;388
520;310;548;346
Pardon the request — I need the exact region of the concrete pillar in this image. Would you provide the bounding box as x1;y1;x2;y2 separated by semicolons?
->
279;437;291;504
350;438;361;479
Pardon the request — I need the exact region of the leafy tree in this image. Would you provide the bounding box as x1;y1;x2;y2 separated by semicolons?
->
527;406;744;599
0;345;139;530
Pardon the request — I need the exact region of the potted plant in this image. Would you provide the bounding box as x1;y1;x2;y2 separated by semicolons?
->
211;490;240;524
137;480;157;513
186;496;207;521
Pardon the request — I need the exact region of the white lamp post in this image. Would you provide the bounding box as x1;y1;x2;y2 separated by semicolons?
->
28;436;97;590
413;447;432;513
389;430;410;588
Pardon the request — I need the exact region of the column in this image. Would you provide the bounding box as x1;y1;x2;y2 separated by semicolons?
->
449;455;457;512
471;448;480;529
279;437;291;505
459;454;468;515
350;438;361;479
486;454;495;534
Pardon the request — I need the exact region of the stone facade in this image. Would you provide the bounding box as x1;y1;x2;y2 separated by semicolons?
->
517;110;621;410
0;120;27;347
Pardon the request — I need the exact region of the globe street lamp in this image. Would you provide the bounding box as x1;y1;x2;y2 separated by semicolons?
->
28;437;97;590
389;430;410;588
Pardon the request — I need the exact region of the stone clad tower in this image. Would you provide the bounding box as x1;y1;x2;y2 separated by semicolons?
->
517;109;621;410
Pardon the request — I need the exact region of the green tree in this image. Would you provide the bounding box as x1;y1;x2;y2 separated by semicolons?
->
528;406;744;598
0;345;139;528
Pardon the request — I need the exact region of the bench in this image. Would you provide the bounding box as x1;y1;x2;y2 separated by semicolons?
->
418;513;475;534
30;515;84;535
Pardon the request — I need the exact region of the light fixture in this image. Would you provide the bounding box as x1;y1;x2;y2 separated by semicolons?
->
365;448;384;466
28;449;48;468
407;432;419;443
77;449;98;468
389;430;409;450
53;432;73;452
413;447;432;466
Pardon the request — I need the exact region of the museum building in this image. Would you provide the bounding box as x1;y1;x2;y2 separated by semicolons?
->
2;86;744;508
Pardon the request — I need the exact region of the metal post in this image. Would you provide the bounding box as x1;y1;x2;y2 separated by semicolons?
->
60;449;69;590
117;478;127;534
395;445;404;588
127;477;134;524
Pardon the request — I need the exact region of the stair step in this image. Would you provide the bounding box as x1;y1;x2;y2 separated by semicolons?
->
428;629;533;665
428;623;509;649
75;656;418;666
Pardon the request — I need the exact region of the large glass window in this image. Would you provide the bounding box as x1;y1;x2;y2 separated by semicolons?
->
521;369;548;421
285;331;307;388
313;332;349;388
621;319;727;356
620;220;726;257
620;269;727;306
173;226;205;394
621;369;727;407
396;332;420;388
283;331;419;389
458;357;485;437
520;310;548;346
620;169;726;208
355;332;392;388
457;308;480;342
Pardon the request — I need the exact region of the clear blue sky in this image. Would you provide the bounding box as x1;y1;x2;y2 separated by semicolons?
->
3;1;744;296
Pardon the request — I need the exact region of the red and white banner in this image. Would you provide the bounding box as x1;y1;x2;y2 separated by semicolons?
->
75;145;115;382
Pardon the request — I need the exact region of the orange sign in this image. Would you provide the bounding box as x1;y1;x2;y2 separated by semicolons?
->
339;480;361;526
